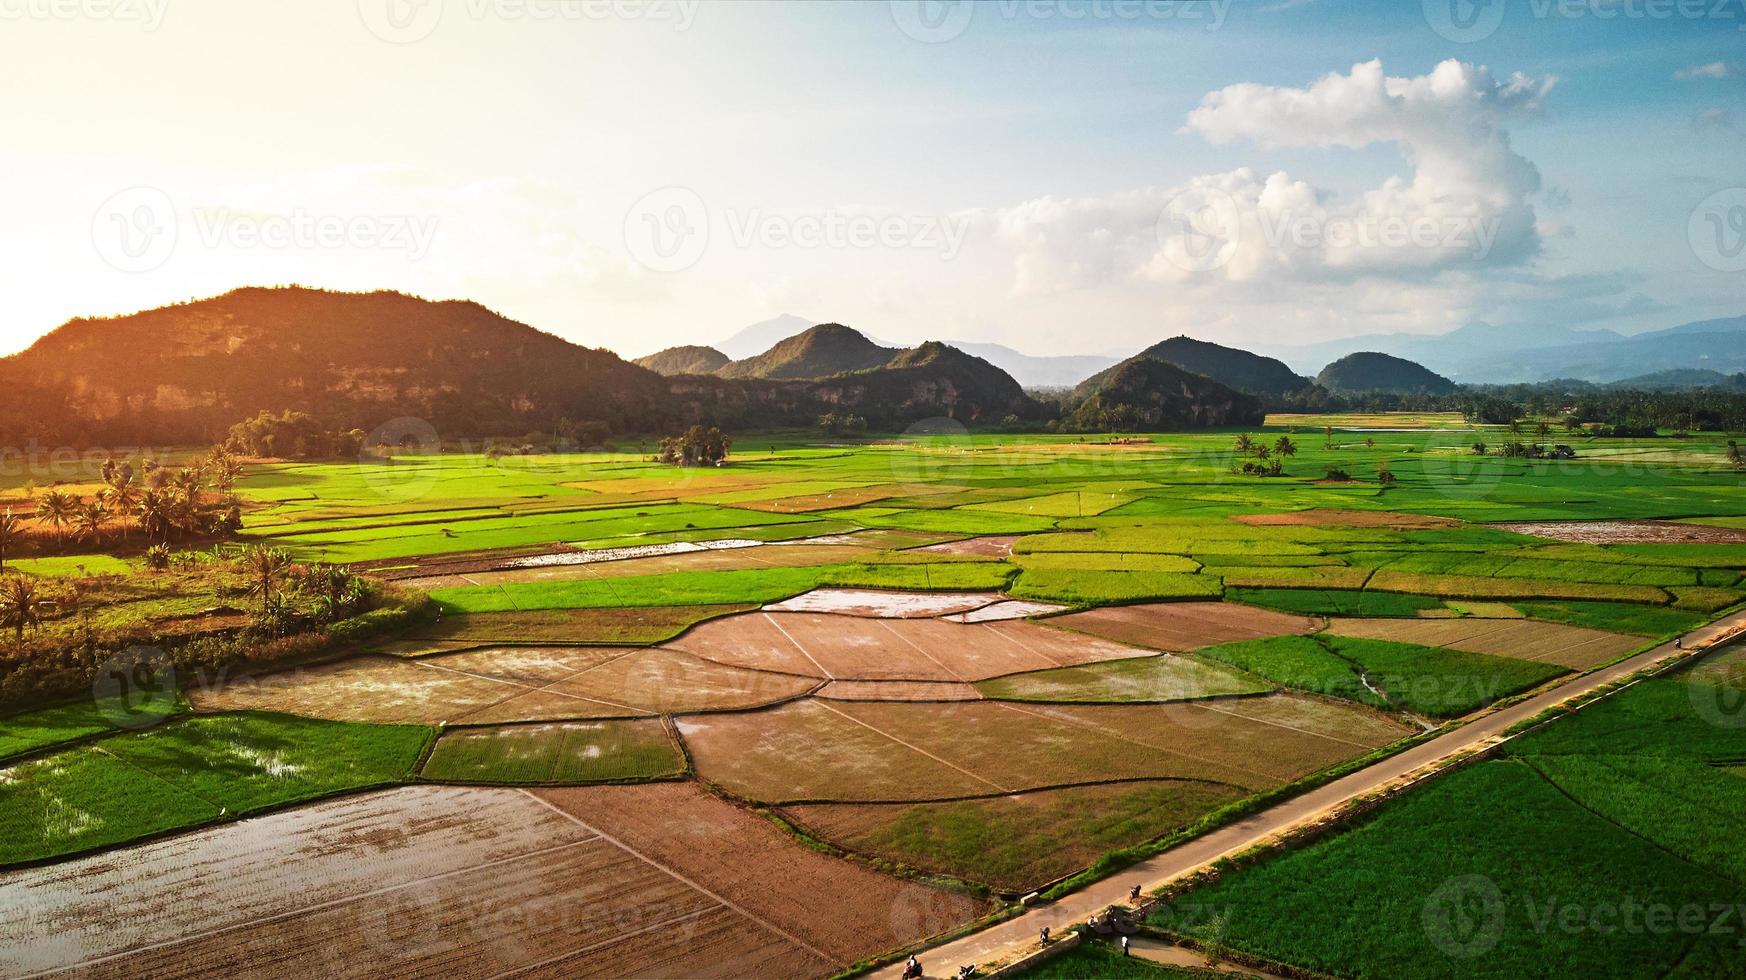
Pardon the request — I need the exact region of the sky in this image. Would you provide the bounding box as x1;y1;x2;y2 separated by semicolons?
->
0;0;1742;360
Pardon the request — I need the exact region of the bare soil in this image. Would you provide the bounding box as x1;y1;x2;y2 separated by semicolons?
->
1325;617;1645;670
763;589;1002;618
535;782;991;964
0;785;834;979
909;535;1026;558
1047;602;1318;652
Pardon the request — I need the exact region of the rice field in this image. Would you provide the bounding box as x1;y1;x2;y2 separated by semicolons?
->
12;422;1746;976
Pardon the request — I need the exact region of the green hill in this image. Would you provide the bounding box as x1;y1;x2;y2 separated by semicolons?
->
1082;336;1311;397
1315;352;1457;395
1069;357;1265;431
716;323;898;379
635;345;731;376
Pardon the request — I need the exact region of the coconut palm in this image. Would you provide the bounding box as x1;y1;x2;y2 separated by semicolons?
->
100;480;139;538
243;546;293;616
74;501;110;545
0;576;48;644
1233;433;1255;455
1273;436;1298;460
135;489;175;543
0;510;18;574
33;491;77;549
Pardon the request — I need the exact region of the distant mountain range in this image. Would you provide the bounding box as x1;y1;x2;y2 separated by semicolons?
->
1258;315;1746;385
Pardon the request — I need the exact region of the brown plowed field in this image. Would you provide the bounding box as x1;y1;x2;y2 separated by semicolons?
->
667;612;1153;683
1325;617;1645;669
910;535;1025;557
679;695;1408;803
535;782;991;963
818;680;985;701
0;785;839;979
401;543;874;590
762;589;1001;618
1493;519;1746;544
193;645;815;726
1047;602;1318;652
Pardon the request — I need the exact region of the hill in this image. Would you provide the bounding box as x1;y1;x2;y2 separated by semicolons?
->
1608;369;1746;391
1080;336;1311;397
635;345;730;376
717;323;899;380
1315;352;1457;395
0;287;669;445
944;341;1119;389
669;340;1036;429
1068;358;1265;431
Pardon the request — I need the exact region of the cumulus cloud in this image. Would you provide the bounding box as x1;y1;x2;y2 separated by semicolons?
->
1675;62;1736;80
986;59;1555;294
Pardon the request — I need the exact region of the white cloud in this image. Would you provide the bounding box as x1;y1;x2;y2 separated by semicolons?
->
986;60;1555;296
1675;62;1736;81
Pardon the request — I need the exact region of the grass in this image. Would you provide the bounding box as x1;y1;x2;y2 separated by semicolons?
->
1192;636;1384;709
430;566;827;612
404;605;753;645
0;712;432;865
420;720;684;784
0;699;170;762
1318;635;1569;718
1511;600;1706;637
1009;569;1222;605
791;780;1247;895
1149;672;1746;979
1227;588;1444;618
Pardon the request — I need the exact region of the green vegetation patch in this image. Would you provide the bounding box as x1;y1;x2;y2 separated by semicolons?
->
0;700;176;762
407;605;753;646
789;779;1246;895
975;655;1272;704
816;561;1016;592
1511;600;1706;637
1227;588;1444;618
1192;636;1383;709
0;712;432;865
430;567;826;613
1150;760;1746;979
1009;569;1222;606
421;720;684;784
1319;635;1567;718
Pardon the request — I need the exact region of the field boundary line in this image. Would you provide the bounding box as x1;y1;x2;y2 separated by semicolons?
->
16;829;602;979
412;657;646;716
989;701;1276;786
874;620;968;681
978;622;1076;670
811;701;1010;794
518;789;839;964
485;906;729;980
764;612;837;679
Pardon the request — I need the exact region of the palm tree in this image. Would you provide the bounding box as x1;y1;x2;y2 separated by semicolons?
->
135;490;175;543
1233;433;1254;456
243;546;292;615
0;576;47;644
100;480;139;538
33;491;76;549
0;510;18;574
1273;436;1298;460
74;501;109;545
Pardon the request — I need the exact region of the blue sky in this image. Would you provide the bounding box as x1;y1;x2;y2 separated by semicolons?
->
0;0;1740;358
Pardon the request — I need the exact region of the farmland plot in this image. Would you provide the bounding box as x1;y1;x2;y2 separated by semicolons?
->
1048;602;1318;652
1324;618;1646;670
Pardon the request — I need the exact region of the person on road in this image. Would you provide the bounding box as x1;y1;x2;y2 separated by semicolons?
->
1039;926;1050;946
1121;935;1131;957
1129;884;1142;904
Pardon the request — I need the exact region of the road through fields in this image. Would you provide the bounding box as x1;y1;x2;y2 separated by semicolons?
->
875;610;1746;979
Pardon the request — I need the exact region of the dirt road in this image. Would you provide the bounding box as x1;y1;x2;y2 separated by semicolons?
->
875;611;1746;979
